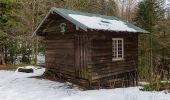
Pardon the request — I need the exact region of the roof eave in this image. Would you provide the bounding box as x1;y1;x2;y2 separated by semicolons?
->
87;28;149;34
32;9;52;37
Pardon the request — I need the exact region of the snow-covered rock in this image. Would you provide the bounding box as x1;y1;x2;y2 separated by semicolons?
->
15;66;45;78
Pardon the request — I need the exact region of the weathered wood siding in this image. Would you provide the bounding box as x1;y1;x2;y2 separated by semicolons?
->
44;15;91;81
88;32;138;81
74;34;90;79
45;33;75;78
44;30;138;87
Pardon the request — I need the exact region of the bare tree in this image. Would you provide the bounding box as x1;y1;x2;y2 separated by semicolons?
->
115;0;138;21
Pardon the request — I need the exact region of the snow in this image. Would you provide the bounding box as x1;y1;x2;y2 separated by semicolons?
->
161;80;170;83
69;14;137;32
0;69;170;100
138;81;150;85
37;53;45;64
0;66;45;86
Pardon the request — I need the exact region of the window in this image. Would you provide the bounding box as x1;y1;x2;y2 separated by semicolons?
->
112;38;124;61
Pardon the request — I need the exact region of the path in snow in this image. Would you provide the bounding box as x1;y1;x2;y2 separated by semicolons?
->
0;69;170;100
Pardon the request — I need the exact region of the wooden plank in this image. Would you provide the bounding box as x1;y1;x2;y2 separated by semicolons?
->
74;34;89;79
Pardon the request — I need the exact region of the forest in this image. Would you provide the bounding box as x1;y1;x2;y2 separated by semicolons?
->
0;0;170;82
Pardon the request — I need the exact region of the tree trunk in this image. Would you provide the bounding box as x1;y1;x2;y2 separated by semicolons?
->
0;51;5;65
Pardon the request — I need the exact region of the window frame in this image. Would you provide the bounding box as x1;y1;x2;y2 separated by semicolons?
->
112;38;124;61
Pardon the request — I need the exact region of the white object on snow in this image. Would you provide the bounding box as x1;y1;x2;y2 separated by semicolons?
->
138;81;150;85
161;80;170;83
69;14;137;32
14;66;46;78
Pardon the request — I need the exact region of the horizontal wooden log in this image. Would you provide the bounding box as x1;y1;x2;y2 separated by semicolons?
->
91;69;137;80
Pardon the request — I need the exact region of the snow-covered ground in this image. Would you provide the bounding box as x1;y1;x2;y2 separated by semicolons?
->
0;68;170;100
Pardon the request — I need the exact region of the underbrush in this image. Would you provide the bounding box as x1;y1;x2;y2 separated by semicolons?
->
141;81;170;92
0;63;35;70
10;63;34;67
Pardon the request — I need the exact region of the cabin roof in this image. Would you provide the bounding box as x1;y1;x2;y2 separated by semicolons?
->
33;7;149;36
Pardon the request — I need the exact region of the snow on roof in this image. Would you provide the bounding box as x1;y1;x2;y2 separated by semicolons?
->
69;14;137;32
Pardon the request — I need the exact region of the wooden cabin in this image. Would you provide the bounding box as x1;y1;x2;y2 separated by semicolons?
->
33;7;148;89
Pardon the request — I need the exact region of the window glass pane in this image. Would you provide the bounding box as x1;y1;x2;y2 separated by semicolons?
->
118;46;122;50
118;54;122;58
118;40;122;44
118;51;122;54
118;43;122;47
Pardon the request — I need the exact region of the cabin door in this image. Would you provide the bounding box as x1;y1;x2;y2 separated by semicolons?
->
74;35;88;79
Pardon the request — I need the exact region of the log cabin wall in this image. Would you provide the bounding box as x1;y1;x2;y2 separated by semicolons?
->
45;33;75;79
44;15;90;81
44;15;77;79
87;32;138;83
45;34;93;88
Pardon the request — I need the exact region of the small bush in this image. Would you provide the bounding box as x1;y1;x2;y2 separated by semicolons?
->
141;82;170;92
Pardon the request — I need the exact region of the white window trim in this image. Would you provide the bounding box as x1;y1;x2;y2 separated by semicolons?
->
112;38;124;61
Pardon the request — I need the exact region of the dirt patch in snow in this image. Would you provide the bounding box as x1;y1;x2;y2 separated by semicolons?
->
0;65;17;71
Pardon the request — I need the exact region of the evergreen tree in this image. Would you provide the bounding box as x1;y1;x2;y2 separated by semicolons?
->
134;0;165;32
0;0;20;64
134;0;166;80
